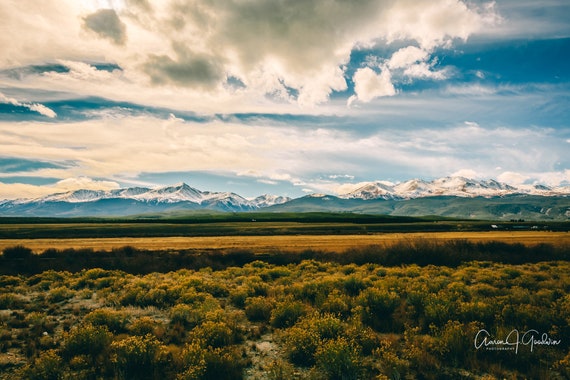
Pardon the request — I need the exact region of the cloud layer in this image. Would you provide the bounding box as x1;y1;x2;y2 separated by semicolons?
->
1;113;568;198
0;0;497;108
0;1;568;199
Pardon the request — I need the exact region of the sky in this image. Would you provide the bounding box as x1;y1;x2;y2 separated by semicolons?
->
0;0;569;200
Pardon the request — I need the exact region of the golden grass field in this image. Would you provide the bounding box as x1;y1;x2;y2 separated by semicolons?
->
1;231;568;254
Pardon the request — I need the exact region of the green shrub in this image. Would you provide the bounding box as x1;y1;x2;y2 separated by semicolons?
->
265;359;296;380
346;323;380;355
434;320;481;367
201;346;248;380
17;349;62;380
0;275;21;287
321;289;351;317
47;286;73;303
190;321;234;348
283;313;352;368
229;287;250;308
170;304;205;329
315;337;361;380
343;275;368;296
176;341;207;380
62;323;113;361
0;292;26;309
129;316;164;337
284;326;321;366
358;288;399;332
309;313;344;340
270;300;308;328
83;308;129;334
245;296;275;322
373;339;411;378
111;334;167;380
25;312;48;334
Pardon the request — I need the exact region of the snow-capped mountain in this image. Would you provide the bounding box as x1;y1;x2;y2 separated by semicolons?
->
0;177;568;218
250;194;292;208
342;181;399;200
0;183;290;216
340;176;569;199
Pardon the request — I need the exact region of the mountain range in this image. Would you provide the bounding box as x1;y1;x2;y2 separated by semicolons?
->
1;177;569;220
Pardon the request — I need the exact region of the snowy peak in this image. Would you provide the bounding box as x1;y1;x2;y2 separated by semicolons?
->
340;176;570;199
393;179;433;197
344;181;395;200
3;182;287;213
1;177;568;218
250;194;292;208
40;189;108;203
140;183;203;203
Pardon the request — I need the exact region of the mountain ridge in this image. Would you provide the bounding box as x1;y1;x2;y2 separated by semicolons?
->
339;176;569;199
1;176;569;219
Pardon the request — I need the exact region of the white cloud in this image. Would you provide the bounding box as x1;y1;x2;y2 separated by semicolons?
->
0;92;57;118
0;0;496;109
257;179;278;185
27;103;57;118
52;177;120;192
534;170;570;187
497;170;570;187
328;174;355;180
381;0;493;49
497;171;529;185
386;45;450;82
351;44;449;104
444;84;498;96
450;169;480;179
350;67;396;104
0;177;119;200
403;62;448;80
388;46;429;69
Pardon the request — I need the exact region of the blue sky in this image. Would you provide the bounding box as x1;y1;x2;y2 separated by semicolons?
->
0;0;569;199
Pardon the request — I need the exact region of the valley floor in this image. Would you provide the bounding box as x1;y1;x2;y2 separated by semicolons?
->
0;230;568;254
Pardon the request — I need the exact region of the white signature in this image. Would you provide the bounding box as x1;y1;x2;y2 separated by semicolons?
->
474;329;561;354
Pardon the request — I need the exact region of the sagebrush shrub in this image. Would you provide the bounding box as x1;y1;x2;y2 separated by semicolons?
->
17;349;62;380
315;337;361;380
62;323;113;360
170;304;205;328
176;341;207;380
189;321;234;348
111;333;167;380
270;300;308;328
201;346;248;380
358;288;400;331
245;296;275;322
83;308;129;334
284;326;321;366
129;316;164;337
47;286;73;303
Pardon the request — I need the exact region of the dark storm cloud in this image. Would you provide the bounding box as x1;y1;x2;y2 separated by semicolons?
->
83;9;127;45
143;45;224;88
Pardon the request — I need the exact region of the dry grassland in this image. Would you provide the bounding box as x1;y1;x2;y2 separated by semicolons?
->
0;231;568;254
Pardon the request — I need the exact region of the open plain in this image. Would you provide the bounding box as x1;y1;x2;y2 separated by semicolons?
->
0;231;568;254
